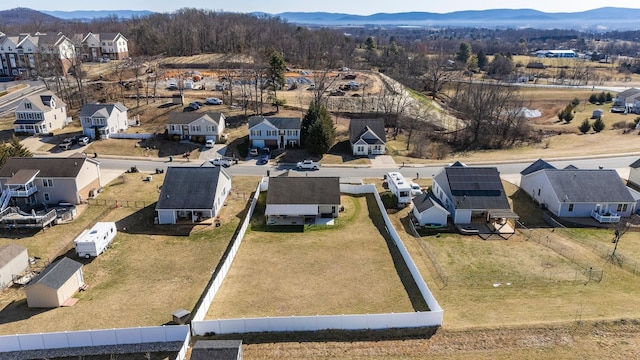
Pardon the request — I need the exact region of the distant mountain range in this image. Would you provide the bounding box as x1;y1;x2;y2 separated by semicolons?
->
2;7;640;30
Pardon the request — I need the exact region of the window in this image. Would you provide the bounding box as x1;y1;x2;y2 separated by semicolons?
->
190;125;201;132
42;179;53;187
617;204;623;212
287;130;298;136
267;130;277;136
250;130;261;137
357;146;364;152
206;125;216;132
623;204;628;212
25;103;32;109
568;203;574;212
43;193;50;202
537;189;541;196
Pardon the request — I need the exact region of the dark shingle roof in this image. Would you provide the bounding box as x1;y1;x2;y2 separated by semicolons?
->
27;257;82;290
80;103;127;117
0;244;27;268
167;112;224;125
544;169;635;203
440;167;511;210
616;88;640;99
630;159;640;169
0;157;97;179
267;177;340;205
155;167;229;210
520;159;556;175
349;118;386;144
412;193;448;214
190;340;242;360
248;116;301;129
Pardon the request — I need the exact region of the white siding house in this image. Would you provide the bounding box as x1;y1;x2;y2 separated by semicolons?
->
248;116;300;149
629;159;640;187
80;103;128;139
265;177;340;225
14;91;68;135
349;118;386;156
411;193;449;227
167;112;226;142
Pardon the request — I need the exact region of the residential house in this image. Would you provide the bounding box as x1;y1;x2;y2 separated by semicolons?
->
79;32;129;61
535;50;577;58
13;91;69;135
0;244;28;289
628;159;640;187
190;340;243;360
0;155;102;208
265;177;340;225
248;116;301;149
80;102;128;139
411;193;449;227
155;166;232;225
0;33;76;77
349;118;386;156
613;88;640;113
167;112;226;142
25;257;84;308
520;159;635;223
432;163;517;227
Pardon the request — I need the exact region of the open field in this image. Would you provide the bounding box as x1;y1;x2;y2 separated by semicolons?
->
0;173;260;335
206;193;420;319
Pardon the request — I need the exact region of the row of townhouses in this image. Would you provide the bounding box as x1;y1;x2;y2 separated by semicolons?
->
0;31;128;77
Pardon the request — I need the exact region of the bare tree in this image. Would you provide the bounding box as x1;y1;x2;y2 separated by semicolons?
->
420;54;459;100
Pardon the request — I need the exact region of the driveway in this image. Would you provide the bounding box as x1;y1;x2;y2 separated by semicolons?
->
198;144;228;160
369;155;396;167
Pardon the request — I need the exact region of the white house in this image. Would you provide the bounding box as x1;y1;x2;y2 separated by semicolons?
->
167;112;226;142
629;159;640;187
80;32;129;61
432;162;517;226
155;166;231;225
349;118;386;156
265;177;341;225
613;88;640;114
411;193;449;227
0;33;76;77
80;102;128;139
14;91;69;135
520;159;635;223
248;116;300;149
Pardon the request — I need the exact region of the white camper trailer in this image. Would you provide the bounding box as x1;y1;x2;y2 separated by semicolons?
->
74;222;117;258
386;172;412;207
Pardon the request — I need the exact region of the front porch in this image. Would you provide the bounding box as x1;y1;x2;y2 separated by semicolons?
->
591;210;621;223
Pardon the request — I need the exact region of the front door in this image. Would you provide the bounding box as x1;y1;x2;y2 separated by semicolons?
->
280;135;285;149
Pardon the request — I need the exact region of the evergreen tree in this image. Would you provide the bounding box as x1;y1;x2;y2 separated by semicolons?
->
365;37;376;51
0;136;33;168
267;51;286;112
302;103;335;155
305;121;331;155
455;42;472;65
592;117;605;132
605;92;613;102
597;92;606;104
588;93;598;104
579;118;591;133
476;49;488;71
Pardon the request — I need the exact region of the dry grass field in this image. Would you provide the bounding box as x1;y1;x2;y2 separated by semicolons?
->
206;193;421;319
0;174;260;335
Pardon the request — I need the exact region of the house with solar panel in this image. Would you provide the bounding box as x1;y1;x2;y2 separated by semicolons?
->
520;159;635;223
432;162;518;234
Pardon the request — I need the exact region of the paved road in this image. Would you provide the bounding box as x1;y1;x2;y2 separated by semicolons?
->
94;154;640;181
0;80;47;116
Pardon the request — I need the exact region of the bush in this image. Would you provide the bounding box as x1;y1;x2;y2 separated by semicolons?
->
592;117;605;132
171;134;180;141
380;191;398;209
571;98;580;107
579;119;591;134
612;121;631;130
588;93;598;104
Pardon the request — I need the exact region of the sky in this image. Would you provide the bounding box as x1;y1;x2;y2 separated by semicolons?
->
4;0;640;15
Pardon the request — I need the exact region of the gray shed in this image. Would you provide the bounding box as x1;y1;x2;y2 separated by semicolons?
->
592;109;603;118
0;244;28;288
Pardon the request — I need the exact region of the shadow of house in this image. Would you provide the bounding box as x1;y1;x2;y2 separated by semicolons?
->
509;189;549;228
115;204;195;236
327;140;360;162
0;299;51;325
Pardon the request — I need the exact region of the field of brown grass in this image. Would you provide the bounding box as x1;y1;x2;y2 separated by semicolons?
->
0;174;259;335
206;193;418;319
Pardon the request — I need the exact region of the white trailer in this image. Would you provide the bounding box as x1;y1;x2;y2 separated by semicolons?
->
74;222;117;258
386;172;412;207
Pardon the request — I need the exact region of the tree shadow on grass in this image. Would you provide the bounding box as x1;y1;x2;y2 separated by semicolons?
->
365;194;430;312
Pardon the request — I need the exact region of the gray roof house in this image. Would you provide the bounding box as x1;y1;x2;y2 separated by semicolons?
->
167;112;226;142
265;177;340;225
432;163;517;227
14;91;68;135
248;116;301;149
80;102;128;139
628;159;640;187
349;118;386;156
155;166;231;224
190;340;243;360
520;159;636;223
25;257;84;308
411;193;449;227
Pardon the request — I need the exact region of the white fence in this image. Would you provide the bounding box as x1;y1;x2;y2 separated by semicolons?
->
109;132;155;139
191;178;265;322
0;325;190;356
191;182;443;335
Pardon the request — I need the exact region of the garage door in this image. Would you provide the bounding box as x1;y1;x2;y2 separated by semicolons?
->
252;139;265;148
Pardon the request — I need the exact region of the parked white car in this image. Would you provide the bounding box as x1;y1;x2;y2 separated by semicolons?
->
296;159;320;170
210;157;232;167
206;97;223;105
205;139;215;148
410;182;422;196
